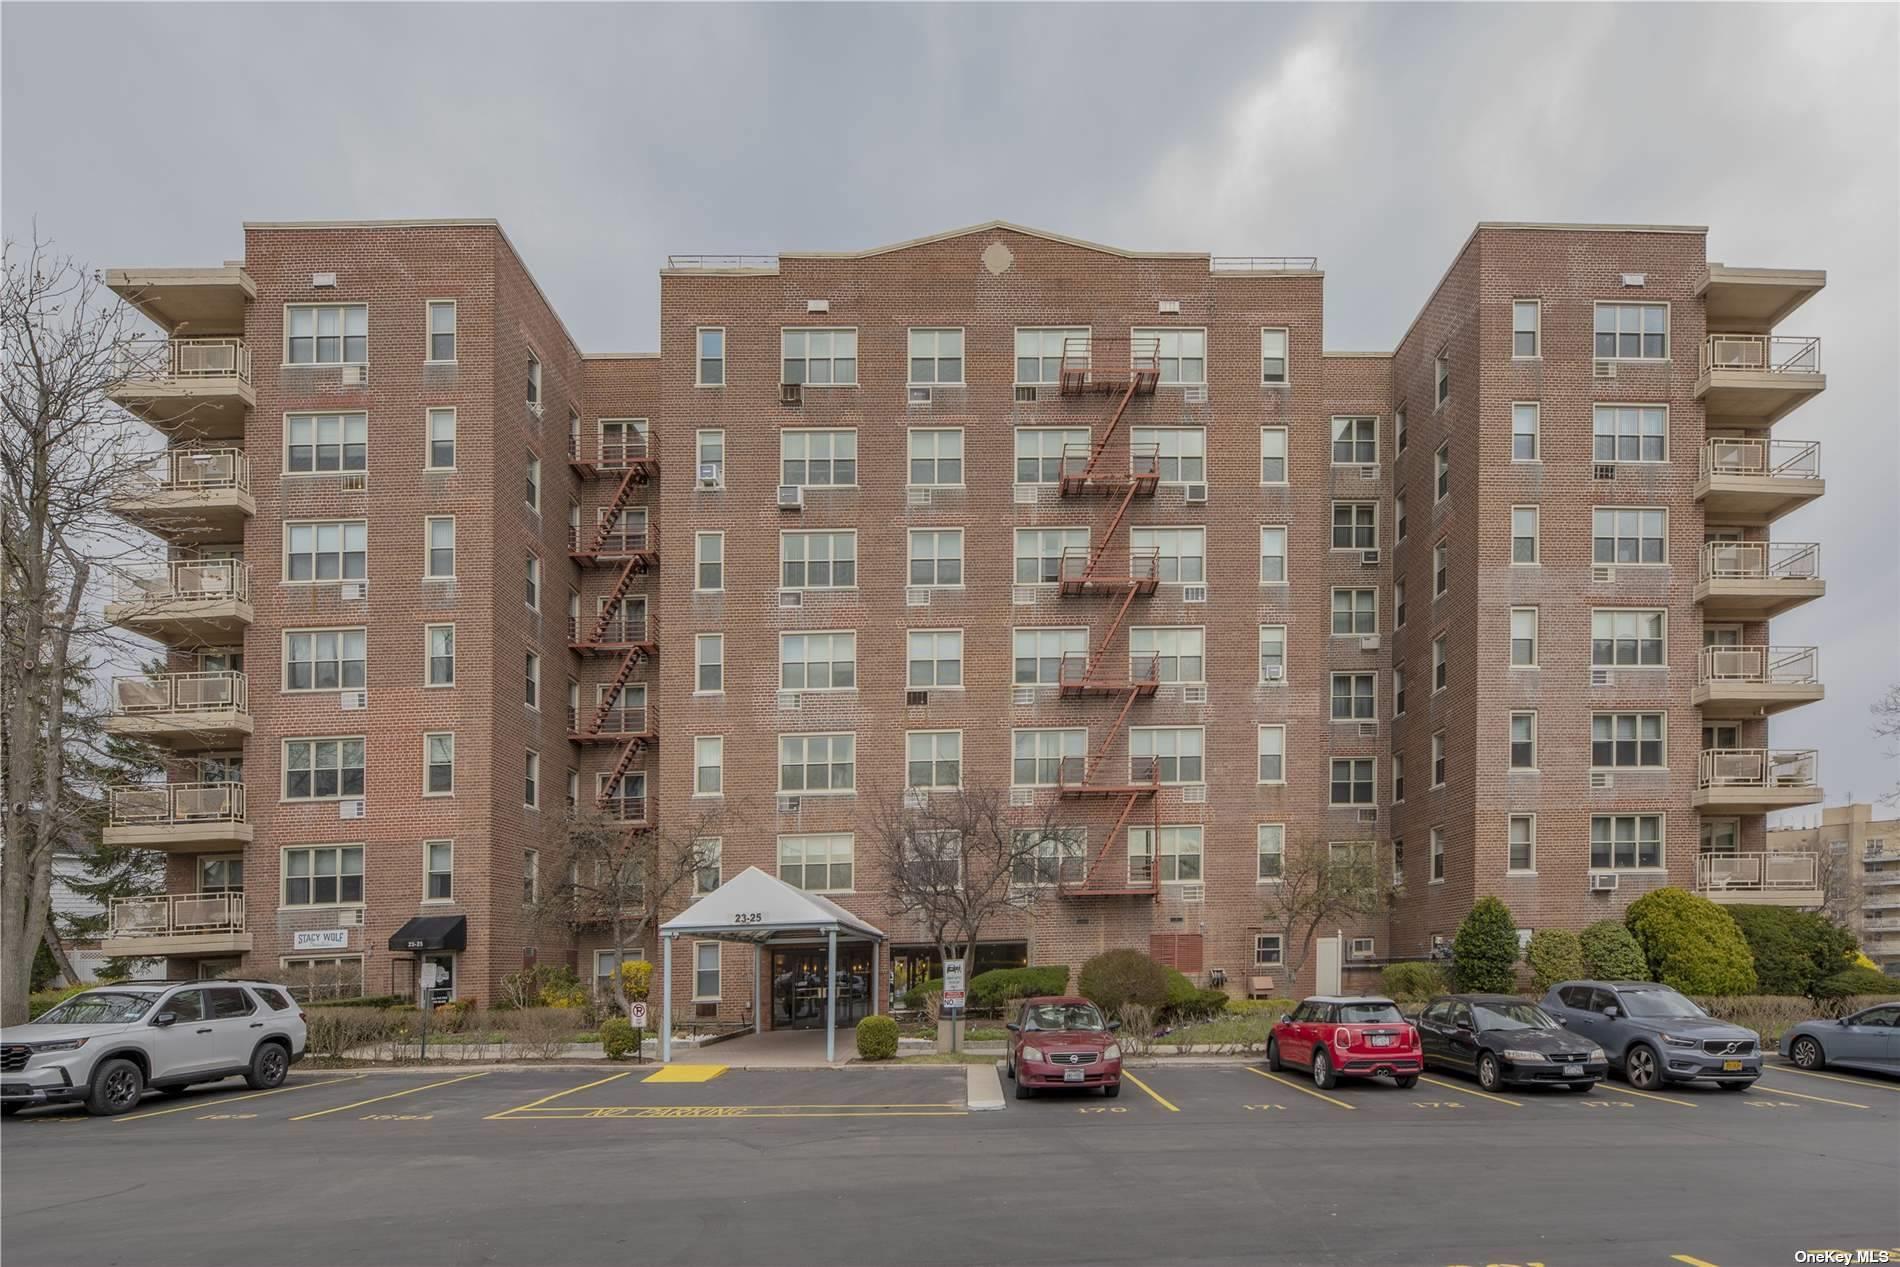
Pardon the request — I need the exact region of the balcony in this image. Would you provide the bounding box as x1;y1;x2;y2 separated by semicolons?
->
1694;541;1823;620
104;560;253;642
1696;852;1822;907
106;265;255;334
1693;749;1822;815
1692;645;1823;718
1058;652;1161;699
106;671;251;748
103;783;251;852
103;891;250;957
1695;334;1824;426
1695;439;1823;525
109;448;255;539
1698;264;1824;332
109;338;254;438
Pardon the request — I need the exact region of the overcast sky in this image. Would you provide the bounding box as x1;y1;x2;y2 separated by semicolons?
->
5;2;1896;809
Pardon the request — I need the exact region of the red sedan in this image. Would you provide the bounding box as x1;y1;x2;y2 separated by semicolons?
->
1268;995;1422;1090
1005;996;1123;1099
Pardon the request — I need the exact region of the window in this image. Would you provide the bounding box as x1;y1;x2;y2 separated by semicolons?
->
1130;626;1204;683
285;412;367;474
1257;824;1285;881
694;943;721;1001
1510;712;1537;769
523;651;540;709
516;750;538;809
425;624;454;687
1394;580;1407;628
284;738;365;800
1131;526;1205;583
696;430;725;487
1592;814;1663;870
1331;417;1377;465
426;407;456;469
776;833;856;894
1014;628;1086;686
1508;816;1535;872
1015;328;1087;385
1512;299;1540;358
1259;526;1287;583
1434;354;1449;407
1396;407;1408;452
908;328;964;385
525;352;541;408
1258;625;1285;681
1502;404;1540;467
908;529;963;587
1593;405;1667;463
525;553;541;609
695;532;724;591
1132;427;1205;483
1261;328;1289;384
781;530;857;589
1594;302;1667;360
694;838;722;896
426;301;456;362
1254;934;1284;967
1330;841;1376;873
1015;428;1089;484
1593;508;1666;564
523;848;539;904
423;517;455;579
569;411;582;461
694;736;723;796
1135;328;1206;384
1592;610;1665;666
780;632;857;691
525;454;541;511
1393;667;1406;716
566;768;580;815
1257;725;1285;784
1592;713;1666;768
1130;727;1203;784
907;630;963;688
1331;502;1377;550
425;840;453;900
424;733;454;795
1331;588;1376;635
1430;828;1446;882
1349;937;1376;960
1432;637;1447;692
1330;757;1375;805
1510;607;1538;667
1434;444;1449;500
283;846;364;906
1511;506;1539;564
1013;728;1084;786
779;733;855;793
285;628;366;691
1013;828;1087;887
696;634;724;694
908;429;964;487
1392;839;1405;886
781;429;858;487
1129;825;1202;883
1260;427;1288;484
1433;542;1448;596
696;328;725;386
1393;753;1406;801
286;304;367;365
1015;527;1088;585
781;328;858;386
1432;732;1446;786
286;519;369;582
1331;673;1375;720
907;731;962;789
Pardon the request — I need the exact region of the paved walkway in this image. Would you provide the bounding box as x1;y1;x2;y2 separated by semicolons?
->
672;1028;844;1067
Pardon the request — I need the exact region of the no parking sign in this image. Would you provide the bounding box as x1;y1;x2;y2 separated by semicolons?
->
629;1000;649;1028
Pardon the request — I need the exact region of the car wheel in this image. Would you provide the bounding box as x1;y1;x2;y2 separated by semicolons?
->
1266;1038;1283;1072
1102;1082;1121;1099
1477;1052;1503;1092
1393;1075;1418;1090
1790;1036;1825;1070
246;1042;289;1090
1568;1081;1596;1093
1623;1043;1661;1090
1311;1049;1338;1091
1013;1077;1034;1101
85;1058;144;1117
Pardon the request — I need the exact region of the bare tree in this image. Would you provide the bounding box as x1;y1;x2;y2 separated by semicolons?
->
1258;838;1387;992
1874;684;1900;807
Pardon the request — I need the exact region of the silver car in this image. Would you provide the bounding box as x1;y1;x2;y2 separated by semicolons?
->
1779;1002;1900;1076
1;981;307;1117
1542;980;1762;1091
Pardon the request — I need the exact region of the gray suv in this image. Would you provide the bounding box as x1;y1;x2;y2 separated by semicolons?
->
1;981;307;1116
1541;980;1760;1091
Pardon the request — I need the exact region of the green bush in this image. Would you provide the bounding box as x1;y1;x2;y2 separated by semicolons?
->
1624;887;1757;996
1525;929;1587;994
1077;949;1170;1017
599;1017;639;1060
901;977;943;1011
1156;969;1229;1023
968;965;1070;1009
1226;998;1298;1018
1811;966;1897;1000
1579;920;1650;981
855;1014;900;1060
305;1007;400;1059
1724;905;1858;997
1452;897;1520;992
313;995;407;1009
27;984;93;1019
1380;961;1449;1002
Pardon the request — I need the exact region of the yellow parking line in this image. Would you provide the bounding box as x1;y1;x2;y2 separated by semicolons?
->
1616;1084;1695;1108
1747;1084;1869;1110
1671;1254;1721;1267
1245;1066;1354;1110
117;1076;365;1122
1417;1074;1521;1107
289;1071;490;1121
1121;1072;1178;1112
485;1069;636;1120
1766;1065;1900;1093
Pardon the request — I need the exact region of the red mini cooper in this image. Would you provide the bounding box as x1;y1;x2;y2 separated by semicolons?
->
1268;995;1422;1090
1005;996;1123;1099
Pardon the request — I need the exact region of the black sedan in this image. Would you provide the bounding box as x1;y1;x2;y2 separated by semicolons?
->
1415;995;1608;1092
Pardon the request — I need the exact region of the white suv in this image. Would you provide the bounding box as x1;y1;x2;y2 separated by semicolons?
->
1;981;307;1116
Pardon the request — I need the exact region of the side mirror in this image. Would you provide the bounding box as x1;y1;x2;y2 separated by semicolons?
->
1555;1016;1569;1026
1602;1006;1620;1019
1454;1017;1473;1032
1838;1018;1851;1027
1107;1020;1122;1032
151;1012;177;1028
1279;1013;1293;1025
1005;1023;1020;1033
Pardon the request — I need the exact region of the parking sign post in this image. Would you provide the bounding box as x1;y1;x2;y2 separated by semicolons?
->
629;999;648;1063
942;959;966;1053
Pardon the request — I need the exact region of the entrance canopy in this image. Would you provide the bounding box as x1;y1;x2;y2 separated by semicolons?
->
661;866;885;944
388;914;467;953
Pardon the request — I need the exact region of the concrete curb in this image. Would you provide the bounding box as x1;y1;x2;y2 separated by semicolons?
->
966;1061;1006;1111
302;1060;982;1075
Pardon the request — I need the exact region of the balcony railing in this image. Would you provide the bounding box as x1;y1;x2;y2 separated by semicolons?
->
1697;748;1819;792
121;337;254;384
598;795;649;824
107;781;247;828
109;891;245;938
569;609;650;645
1058;442;1160;482
1698;541;1820;583
1058;547;1162;585
123;447;251;495
1700;438;1820;481
1210;256;1320;273
112;559;251;607
1697;645;1818;687
1863;918;1900;933
666;255;779;270
1696;851;1818;894
113;670;247;715
1058;652;1161;690
1702;334;1821;376
569;516;654;554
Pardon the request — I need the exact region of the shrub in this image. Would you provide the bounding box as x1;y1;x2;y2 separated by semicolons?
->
27;984;92;1019
497;965;583;1011
1380;961;1449;1002
1077;949;1170;1017
855;1014;899;1060
902;978;943;1011
1114;1003;1156;1057
617;958;655;1002
430;998;478;1033
1724;905;1858;997
305;1007;399;1060
1525;929;1587;994
504;1007;584;1059
319;995;407;1009
1625;887;1757;996
968;965;1070;1009
1811;966;1898;1000
1226;998;1298;1018
599;1017;639;1060
1579;920;1649;981
1452;897;1520;993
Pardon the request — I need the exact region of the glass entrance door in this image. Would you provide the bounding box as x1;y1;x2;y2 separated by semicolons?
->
771;944;872;1030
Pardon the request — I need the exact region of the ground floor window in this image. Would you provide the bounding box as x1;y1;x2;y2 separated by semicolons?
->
889;943;1028;1010
593;947;647;996
282;955;365;1001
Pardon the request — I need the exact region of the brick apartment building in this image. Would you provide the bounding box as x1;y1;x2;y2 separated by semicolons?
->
95;219;1831;1023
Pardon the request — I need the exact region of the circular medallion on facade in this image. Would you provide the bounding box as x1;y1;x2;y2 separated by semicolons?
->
982;241;1015;275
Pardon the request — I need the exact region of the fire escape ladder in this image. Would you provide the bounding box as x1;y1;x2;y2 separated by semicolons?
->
602;728;647;803
1079;583;1141;686
1082;685;1144;787
585;562;640;645
590;650;639;733
588;468;641;555
1081;379;1143;482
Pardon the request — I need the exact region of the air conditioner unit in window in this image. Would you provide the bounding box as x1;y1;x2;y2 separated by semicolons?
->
1008;787;1034;807
778;589;803;609
336;907;363;927
805;299;831;314
338;798;365;820
1182;783;1207;804
1011;685;1037;707
1013;484;1038;505
777;485;804;510
906;587;931;607
339;581;368;602
1592;565;1616;583
1594;464;1617;481
1593;361;1618;379
1590;668;1615;687
1357;808;1378;824
780;382;802;405
778;692;802;712
1183;584;1208;604
777;794;800;814
1183;386;1208;404
1263;665;1285;682
1360;465;1378;481
1179;883;1206;904
1015;386;1038;404
341;364;367;387
906;690;929;707
1361;549;1381;566
1591;872;1620;892
1359;721;1379;738
339;690;368;711
1590;772;1615;790
903;788;929;810
697;466;721;490
1182;684;1208;706
1359;634;1381;651
1184;484;1209;504
906;488;933;508
1012;586;1036;606
1157;300;1181;315
341;473;368;493
908;387;931;405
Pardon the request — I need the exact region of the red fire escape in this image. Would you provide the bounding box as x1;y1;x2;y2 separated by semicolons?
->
567;428;659;822
1053;336;1164;897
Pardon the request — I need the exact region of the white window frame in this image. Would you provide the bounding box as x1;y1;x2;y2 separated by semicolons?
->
777;732;856;795
424;732;455;797
780;327;858;387
285;518;370;584
695;532;725;592
1510;711;1538;771
1011;727;1085;788
780;428;859;489
284;303;368;366
1132;326;1207;385
1129;824;1204;884
1129;726;1204;786
1432;731;1447;787
907;328;965;386
1014;427;1090;485
906;629;964;690
426;300;457;364
1254;933;1285;966
1258;625;1286;683
776;832;855;895
1259;525;1288;584
283;411;368;475
693;942;722;1001
1511;299;1540;360
282;736;366;802
423;516;455;580
524;650;540;710
778;631;858;693
907;428;965;488
906;730;962;791
1013;627;1087;687
1129;625;1205;685
424;623;454;688
1329;672;1376;722
1511;506;1540;565
1433;541;1449;597
1014;526;1088;586
1592;404;1669;464
694;838;723;896
1591;608;1668;668
283;627;367;693
280;844;366;909
1593;301;1669;362
1508;814;1537;875
1329;756;1376;807
1257;823;1285;883
424;839;454;902
524;750;540;810
1260;328;1289;385
1434;353;1449;408
1330;501;1378;552
780;529;858;591
1131;525;1206;584
1257;725;1286;785
695;633;724;695
696;327;726;387
1590;813;1666;871
1015;327;1089;387
1331;588;1377;636
1591;712;1668;770
1510;607;1539;668
525;552;542;611
426;407;456;471
1330;416;1378;466
1592;507;1668;566
696;429;725;488
1131;427;1206;485
1430;827;1446;884
1260;426;1288;485
908;528;964;589
1432;636;1448;693
694;735;724;797
1511;401;1540;463
1434;443;1450;501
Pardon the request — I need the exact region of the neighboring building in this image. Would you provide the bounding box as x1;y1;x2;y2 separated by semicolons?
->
1769;804;1900;967
95;219;1830;1013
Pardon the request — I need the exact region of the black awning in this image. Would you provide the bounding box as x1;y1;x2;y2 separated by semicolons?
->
389;915;467;953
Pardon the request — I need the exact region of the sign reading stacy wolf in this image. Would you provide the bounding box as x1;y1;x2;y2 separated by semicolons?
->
293;929;350;952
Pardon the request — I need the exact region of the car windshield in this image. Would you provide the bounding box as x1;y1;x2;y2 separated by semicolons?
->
1338;1003;1404;1024
1024;1004;1106;1032
33;991;157;1026
1619;989;1705;1019
1473;1003;1557;1031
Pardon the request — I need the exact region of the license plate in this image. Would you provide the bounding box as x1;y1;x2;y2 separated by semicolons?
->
1562;1064;1585;1078
1369;1034;1393;1047
1722;1059;1744;1072
1063;1068;1085;1082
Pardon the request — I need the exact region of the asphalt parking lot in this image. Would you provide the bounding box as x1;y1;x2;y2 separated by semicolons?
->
4;1060;1896;1267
